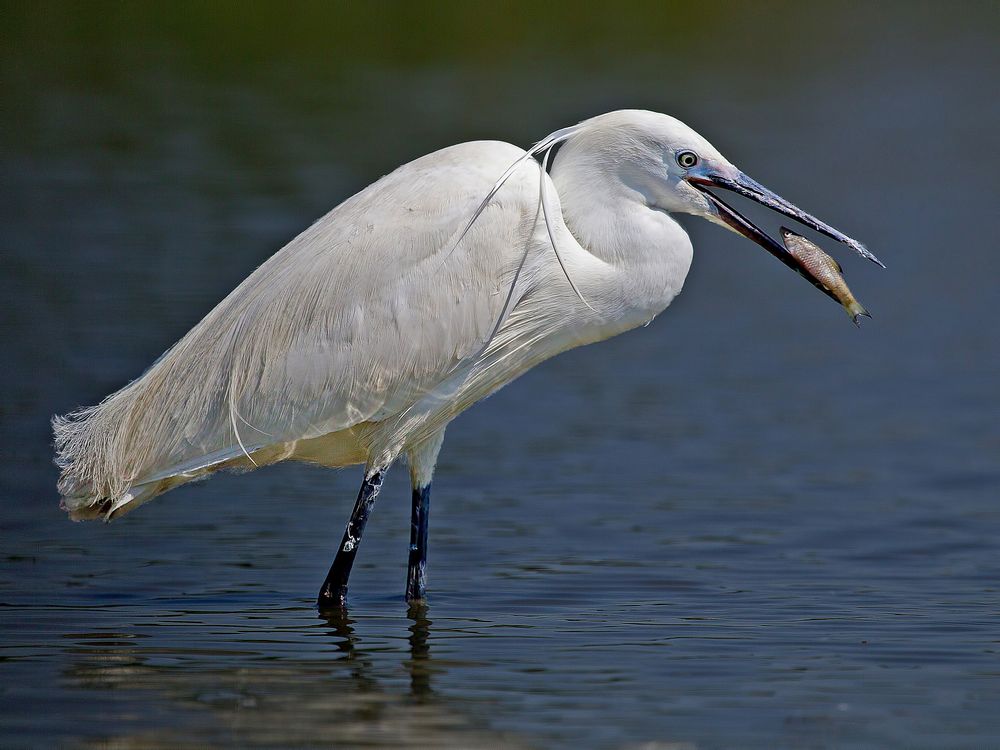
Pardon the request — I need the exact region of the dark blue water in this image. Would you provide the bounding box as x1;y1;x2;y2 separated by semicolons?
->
3;4;999;747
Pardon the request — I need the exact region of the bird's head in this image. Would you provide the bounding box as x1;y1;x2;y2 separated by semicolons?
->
557;110;884;278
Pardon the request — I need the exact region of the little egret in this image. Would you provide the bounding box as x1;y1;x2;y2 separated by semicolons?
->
53;110;881;606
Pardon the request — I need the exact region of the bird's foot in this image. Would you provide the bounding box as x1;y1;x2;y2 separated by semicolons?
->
317;582;348;610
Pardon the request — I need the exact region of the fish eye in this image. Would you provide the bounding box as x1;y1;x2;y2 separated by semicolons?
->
676;150;699;169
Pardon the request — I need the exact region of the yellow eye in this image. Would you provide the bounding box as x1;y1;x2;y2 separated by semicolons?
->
676;150;699;169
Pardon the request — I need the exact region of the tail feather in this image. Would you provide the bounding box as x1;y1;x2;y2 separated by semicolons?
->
53;384;151;520
54;387;290;521
53;308;248;521
58;481;160;522
51;362;218;521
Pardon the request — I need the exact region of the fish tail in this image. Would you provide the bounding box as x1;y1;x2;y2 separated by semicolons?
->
846;300;871;327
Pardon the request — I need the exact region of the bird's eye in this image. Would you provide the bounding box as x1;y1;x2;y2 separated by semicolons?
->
676;150;699;169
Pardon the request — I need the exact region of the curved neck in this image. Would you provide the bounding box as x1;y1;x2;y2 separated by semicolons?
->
549;149;693;309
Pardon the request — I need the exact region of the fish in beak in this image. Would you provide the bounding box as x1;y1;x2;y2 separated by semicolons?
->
688;170;884;308
780;227;871;326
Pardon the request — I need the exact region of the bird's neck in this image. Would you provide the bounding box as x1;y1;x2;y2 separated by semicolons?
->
550;156;693;317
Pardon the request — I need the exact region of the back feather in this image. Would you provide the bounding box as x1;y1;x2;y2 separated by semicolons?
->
53;139;548;520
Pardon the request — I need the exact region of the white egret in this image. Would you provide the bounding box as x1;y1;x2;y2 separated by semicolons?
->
53;110;881;606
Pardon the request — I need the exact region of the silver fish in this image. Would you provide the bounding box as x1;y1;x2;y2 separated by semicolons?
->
781;227;870;326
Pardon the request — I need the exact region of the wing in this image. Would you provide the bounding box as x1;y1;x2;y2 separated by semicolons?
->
54;140;544;508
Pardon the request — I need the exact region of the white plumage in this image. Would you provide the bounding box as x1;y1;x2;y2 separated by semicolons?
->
53;109;874;602
54;112;695;516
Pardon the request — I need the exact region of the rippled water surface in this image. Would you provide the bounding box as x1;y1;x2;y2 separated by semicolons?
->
3;3;999;748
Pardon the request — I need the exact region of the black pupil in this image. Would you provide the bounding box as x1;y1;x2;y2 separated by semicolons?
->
681;153;695;166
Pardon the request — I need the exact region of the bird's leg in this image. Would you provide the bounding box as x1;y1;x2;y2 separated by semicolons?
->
405;483;431;602
318;468;384;607
404;429;446;603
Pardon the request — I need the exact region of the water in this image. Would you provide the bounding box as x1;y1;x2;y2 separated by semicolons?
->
3;3;999;747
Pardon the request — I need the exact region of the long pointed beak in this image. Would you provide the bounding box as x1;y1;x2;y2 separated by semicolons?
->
688;171;884;300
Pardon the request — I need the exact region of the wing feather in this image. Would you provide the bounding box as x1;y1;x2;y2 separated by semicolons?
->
54;140;543;510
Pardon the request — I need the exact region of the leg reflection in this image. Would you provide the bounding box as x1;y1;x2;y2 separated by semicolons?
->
318;608;378;692
406;601;433;701
317;604;438;702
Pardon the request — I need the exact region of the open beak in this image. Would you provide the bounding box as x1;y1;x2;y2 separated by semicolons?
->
688;171;884;302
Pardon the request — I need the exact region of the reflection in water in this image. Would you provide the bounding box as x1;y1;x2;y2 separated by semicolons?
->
318;607;379;694
405;602;434;702
319;604;436;704
58;605;525;749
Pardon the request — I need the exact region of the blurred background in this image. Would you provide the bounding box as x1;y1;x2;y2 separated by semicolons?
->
2;2;998;748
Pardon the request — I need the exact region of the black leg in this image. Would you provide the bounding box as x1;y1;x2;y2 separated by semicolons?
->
405;483;431;602
318;469;384;607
